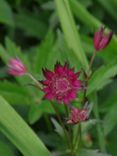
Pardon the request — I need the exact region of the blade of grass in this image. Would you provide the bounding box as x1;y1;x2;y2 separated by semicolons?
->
0;96;50;156
54;0;89;71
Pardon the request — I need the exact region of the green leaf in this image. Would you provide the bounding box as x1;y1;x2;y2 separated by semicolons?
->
70;0;101;30
0;81;30;105
54;0;89;71
15;12;47;39
103;103;117;135
97;0;117;21
0;141;15;156
70;0;117;60
28;100;54;124
34;31;54;73
51;118;64;137
0;96;50;156
87;63;117;95
0;0;14;26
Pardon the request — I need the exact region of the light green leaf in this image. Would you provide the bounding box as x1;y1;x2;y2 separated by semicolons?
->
0;81;30;105
0;96;50;156
54;0;89;71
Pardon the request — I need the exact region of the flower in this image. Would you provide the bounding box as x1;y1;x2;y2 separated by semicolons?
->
7;58;27;76
93;27;113;51
67;108;88;124
41;62;81;104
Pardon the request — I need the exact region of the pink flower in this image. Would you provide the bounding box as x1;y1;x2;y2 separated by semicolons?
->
94;27;113;51
67;108;88;124
8;58;27;76
41;62;81;104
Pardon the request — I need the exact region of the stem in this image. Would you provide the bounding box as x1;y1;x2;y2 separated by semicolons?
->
73;124;81;154
84;50;106;152
26;73;42;90
88;50;96;75
50;102;71;150
64;105;74;154
93;98;106;152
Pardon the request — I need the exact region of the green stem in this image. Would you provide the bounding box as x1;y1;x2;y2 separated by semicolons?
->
50;102;71;150
93;96;106;152
26;73;42;90
86;50;106;152
88;50;96;74
73;124;81;153
64;105;74;154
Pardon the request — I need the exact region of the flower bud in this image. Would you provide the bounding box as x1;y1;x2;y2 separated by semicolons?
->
94;27;113;51
8;58;27;76
67;108;88;124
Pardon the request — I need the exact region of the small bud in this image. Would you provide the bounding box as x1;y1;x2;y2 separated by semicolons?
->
7;58;27;76
94;27;113;51
67;108;88;124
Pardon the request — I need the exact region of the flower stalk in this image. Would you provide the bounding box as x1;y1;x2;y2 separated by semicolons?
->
26;73;42;90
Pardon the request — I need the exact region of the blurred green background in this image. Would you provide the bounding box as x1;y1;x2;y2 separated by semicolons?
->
0;0;117;156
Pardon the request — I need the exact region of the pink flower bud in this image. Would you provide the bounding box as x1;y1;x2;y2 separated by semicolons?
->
67;108;88;124
94;27;113;51
7;58;27;76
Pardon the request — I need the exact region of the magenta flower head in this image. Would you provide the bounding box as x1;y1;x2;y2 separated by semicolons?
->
94;27;113;51
41;62;81;104
7;58;27;76
67;108;88;124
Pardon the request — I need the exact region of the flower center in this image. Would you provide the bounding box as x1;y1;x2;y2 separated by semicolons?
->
54;77;70;94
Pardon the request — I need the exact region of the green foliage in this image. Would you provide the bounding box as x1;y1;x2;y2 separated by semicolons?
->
0;0;14;26
54;0;89;71
0;0;117;155
87;63;117;95
34;31;55;73
15;12;47;39
97;0;117;21
103;103;117;136
0;96;50;156
0;141;15;156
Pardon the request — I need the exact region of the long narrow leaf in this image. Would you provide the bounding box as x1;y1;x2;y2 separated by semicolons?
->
0;96;50;156
54;0;89;71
